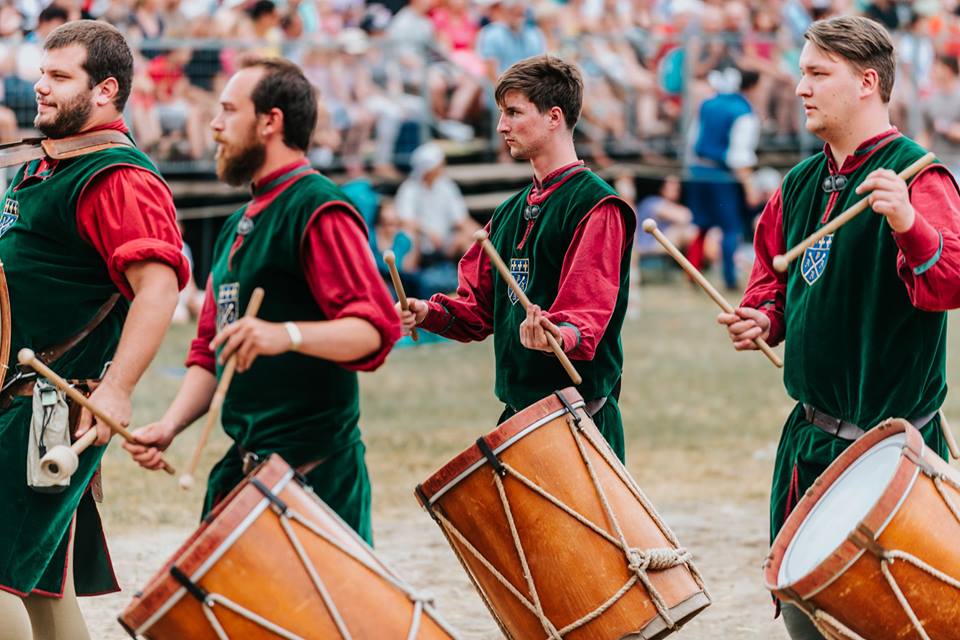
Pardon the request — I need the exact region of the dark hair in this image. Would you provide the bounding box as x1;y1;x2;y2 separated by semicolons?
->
37;5;68;25
495;55;583;130
240;57;317;151
938;54;960;77
249;0;275;20
804;16;896;103
44;20;133;112
740;68;760;92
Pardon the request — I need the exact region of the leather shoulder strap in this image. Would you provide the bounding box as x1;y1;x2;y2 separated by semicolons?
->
36;293;121;364
40;130;134;160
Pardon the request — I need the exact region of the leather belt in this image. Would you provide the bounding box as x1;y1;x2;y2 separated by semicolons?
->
803;404;938;441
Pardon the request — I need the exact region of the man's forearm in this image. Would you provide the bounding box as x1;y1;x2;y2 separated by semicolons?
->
163;365;218;434
102;265;179;393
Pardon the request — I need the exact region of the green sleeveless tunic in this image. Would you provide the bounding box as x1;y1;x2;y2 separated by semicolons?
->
0;146;160;596
769;135;950;542
202;166;373;543
488;168;635;460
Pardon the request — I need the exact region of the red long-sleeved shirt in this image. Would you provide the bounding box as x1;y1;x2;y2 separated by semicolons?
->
186;159;400;373
743;130;960;345
16;118;190;298
420;161;630;360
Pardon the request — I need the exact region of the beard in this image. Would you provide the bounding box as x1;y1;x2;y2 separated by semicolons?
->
215;131;267;186
34;90;93;139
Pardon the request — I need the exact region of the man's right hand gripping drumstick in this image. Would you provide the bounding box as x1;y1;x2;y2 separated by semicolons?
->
642;219;783;368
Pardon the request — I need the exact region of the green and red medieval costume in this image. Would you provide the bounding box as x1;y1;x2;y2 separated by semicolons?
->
186;159;399;545
0;120;188;598
742;130;960;544
420;161;636;460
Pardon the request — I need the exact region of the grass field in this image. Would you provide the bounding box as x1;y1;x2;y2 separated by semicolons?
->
80;282;960;639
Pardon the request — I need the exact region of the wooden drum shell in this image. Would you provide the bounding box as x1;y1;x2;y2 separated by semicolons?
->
120;454;455;640
418;389;709;640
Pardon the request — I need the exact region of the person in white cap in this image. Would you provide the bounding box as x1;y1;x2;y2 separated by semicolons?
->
395;142;477;294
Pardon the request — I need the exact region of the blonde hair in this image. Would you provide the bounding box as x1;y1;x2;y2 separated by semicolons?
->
804;16;896;103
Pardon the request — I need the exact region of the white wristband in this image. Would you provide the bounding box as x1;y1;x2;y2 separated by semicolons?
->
284;321;302;352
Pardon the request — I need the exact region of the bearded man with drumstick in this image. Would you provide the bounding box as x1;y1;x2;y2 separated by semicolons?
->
124;58;400;545
0;20;190;640
398;55;635;460
717;16;960;639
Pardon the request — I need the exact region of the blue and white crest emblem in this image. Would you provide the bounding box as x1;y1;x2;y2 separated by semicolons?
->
0;197;19;237
800;234;832;285
508;258;529;305
216;283;239;331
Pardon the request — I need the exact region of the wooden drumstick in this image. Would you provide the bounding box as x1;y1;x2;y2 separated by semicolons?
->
179;287;265;490
383;250;419;342
642;219;784;368
940;410;960;460
773;152;935;272
473;230;583;386
17;348;177;475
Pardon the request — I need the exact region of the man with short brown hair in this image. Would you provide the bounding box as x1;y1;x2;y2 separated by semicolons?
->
718;15;960;639
400;55;635;460
0;19;188;640
125;57;400;545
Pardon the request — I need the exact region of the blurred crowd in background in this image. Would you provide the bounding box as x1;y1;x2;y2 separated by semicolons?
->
3;0;960;315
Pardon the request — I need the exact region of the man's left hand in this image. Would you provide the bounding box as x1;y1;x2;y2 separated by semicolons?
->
856;168;915;233
519;304;564;353
75;379;132;446
210;318;294;373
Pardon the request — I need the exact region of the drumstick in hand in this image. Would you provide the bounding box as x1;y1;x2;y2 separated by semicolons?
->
773;152;935;272
473;230;582;386
18;348;177;475
940;410;960;460
384;250;418;342
179;287;265;490
642;219;783;368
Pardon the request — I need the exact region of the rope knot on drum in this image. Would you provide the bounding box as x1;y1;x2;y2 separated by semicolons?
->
627;547;692;574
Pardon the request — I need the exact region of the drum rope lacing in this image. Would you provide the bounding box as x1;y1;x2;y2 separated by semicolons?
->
801;450;960;640
190;499;435;640
431;408;708;639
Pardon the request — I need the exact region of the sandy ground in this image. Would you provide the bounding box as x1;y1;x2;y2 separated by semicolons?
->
81;496;789;639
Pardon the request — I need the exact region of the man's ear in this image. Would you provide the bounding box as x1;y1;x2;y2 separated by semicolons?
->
260;107;285;138
860;67;880;100
95;77;119;108
548;105;565;130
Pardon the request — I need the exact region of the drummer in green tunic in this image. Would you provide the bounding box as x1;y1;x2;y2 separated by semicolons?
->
718;16;960;640
125;58;400;545
399;56;635;461
0;21;188;640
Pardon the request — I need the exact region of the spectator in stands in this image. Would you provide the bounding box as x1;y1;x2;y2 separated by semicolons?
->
147;47;211;159
396;142;476;295
686;66;761;291
4;4;66;129
919;54;960;177
249;0;283;56
128;0;167;41
632;174;696;256
373;197;421;297
477;0;546;81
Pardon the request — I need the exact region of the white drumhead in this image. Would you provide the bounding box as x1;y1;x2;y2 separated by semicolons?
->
778;432;906;587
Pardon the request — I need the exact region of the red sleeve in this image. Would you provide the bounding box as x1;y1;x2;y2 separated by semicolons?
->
185;275;216;373
420;222;495;341
540;200;629;360
740;189;787;346
77;166;191;300
893;166;960;311
301;206;401;371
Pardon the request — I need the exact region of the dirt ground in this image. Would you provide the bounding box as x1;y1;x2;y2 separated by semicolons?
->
73;285;960;638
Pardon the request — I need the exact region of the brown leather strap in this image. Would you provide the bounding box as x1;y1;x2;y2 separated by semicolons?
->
0;294;120;406
36;294;120;364
0;131;134;169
